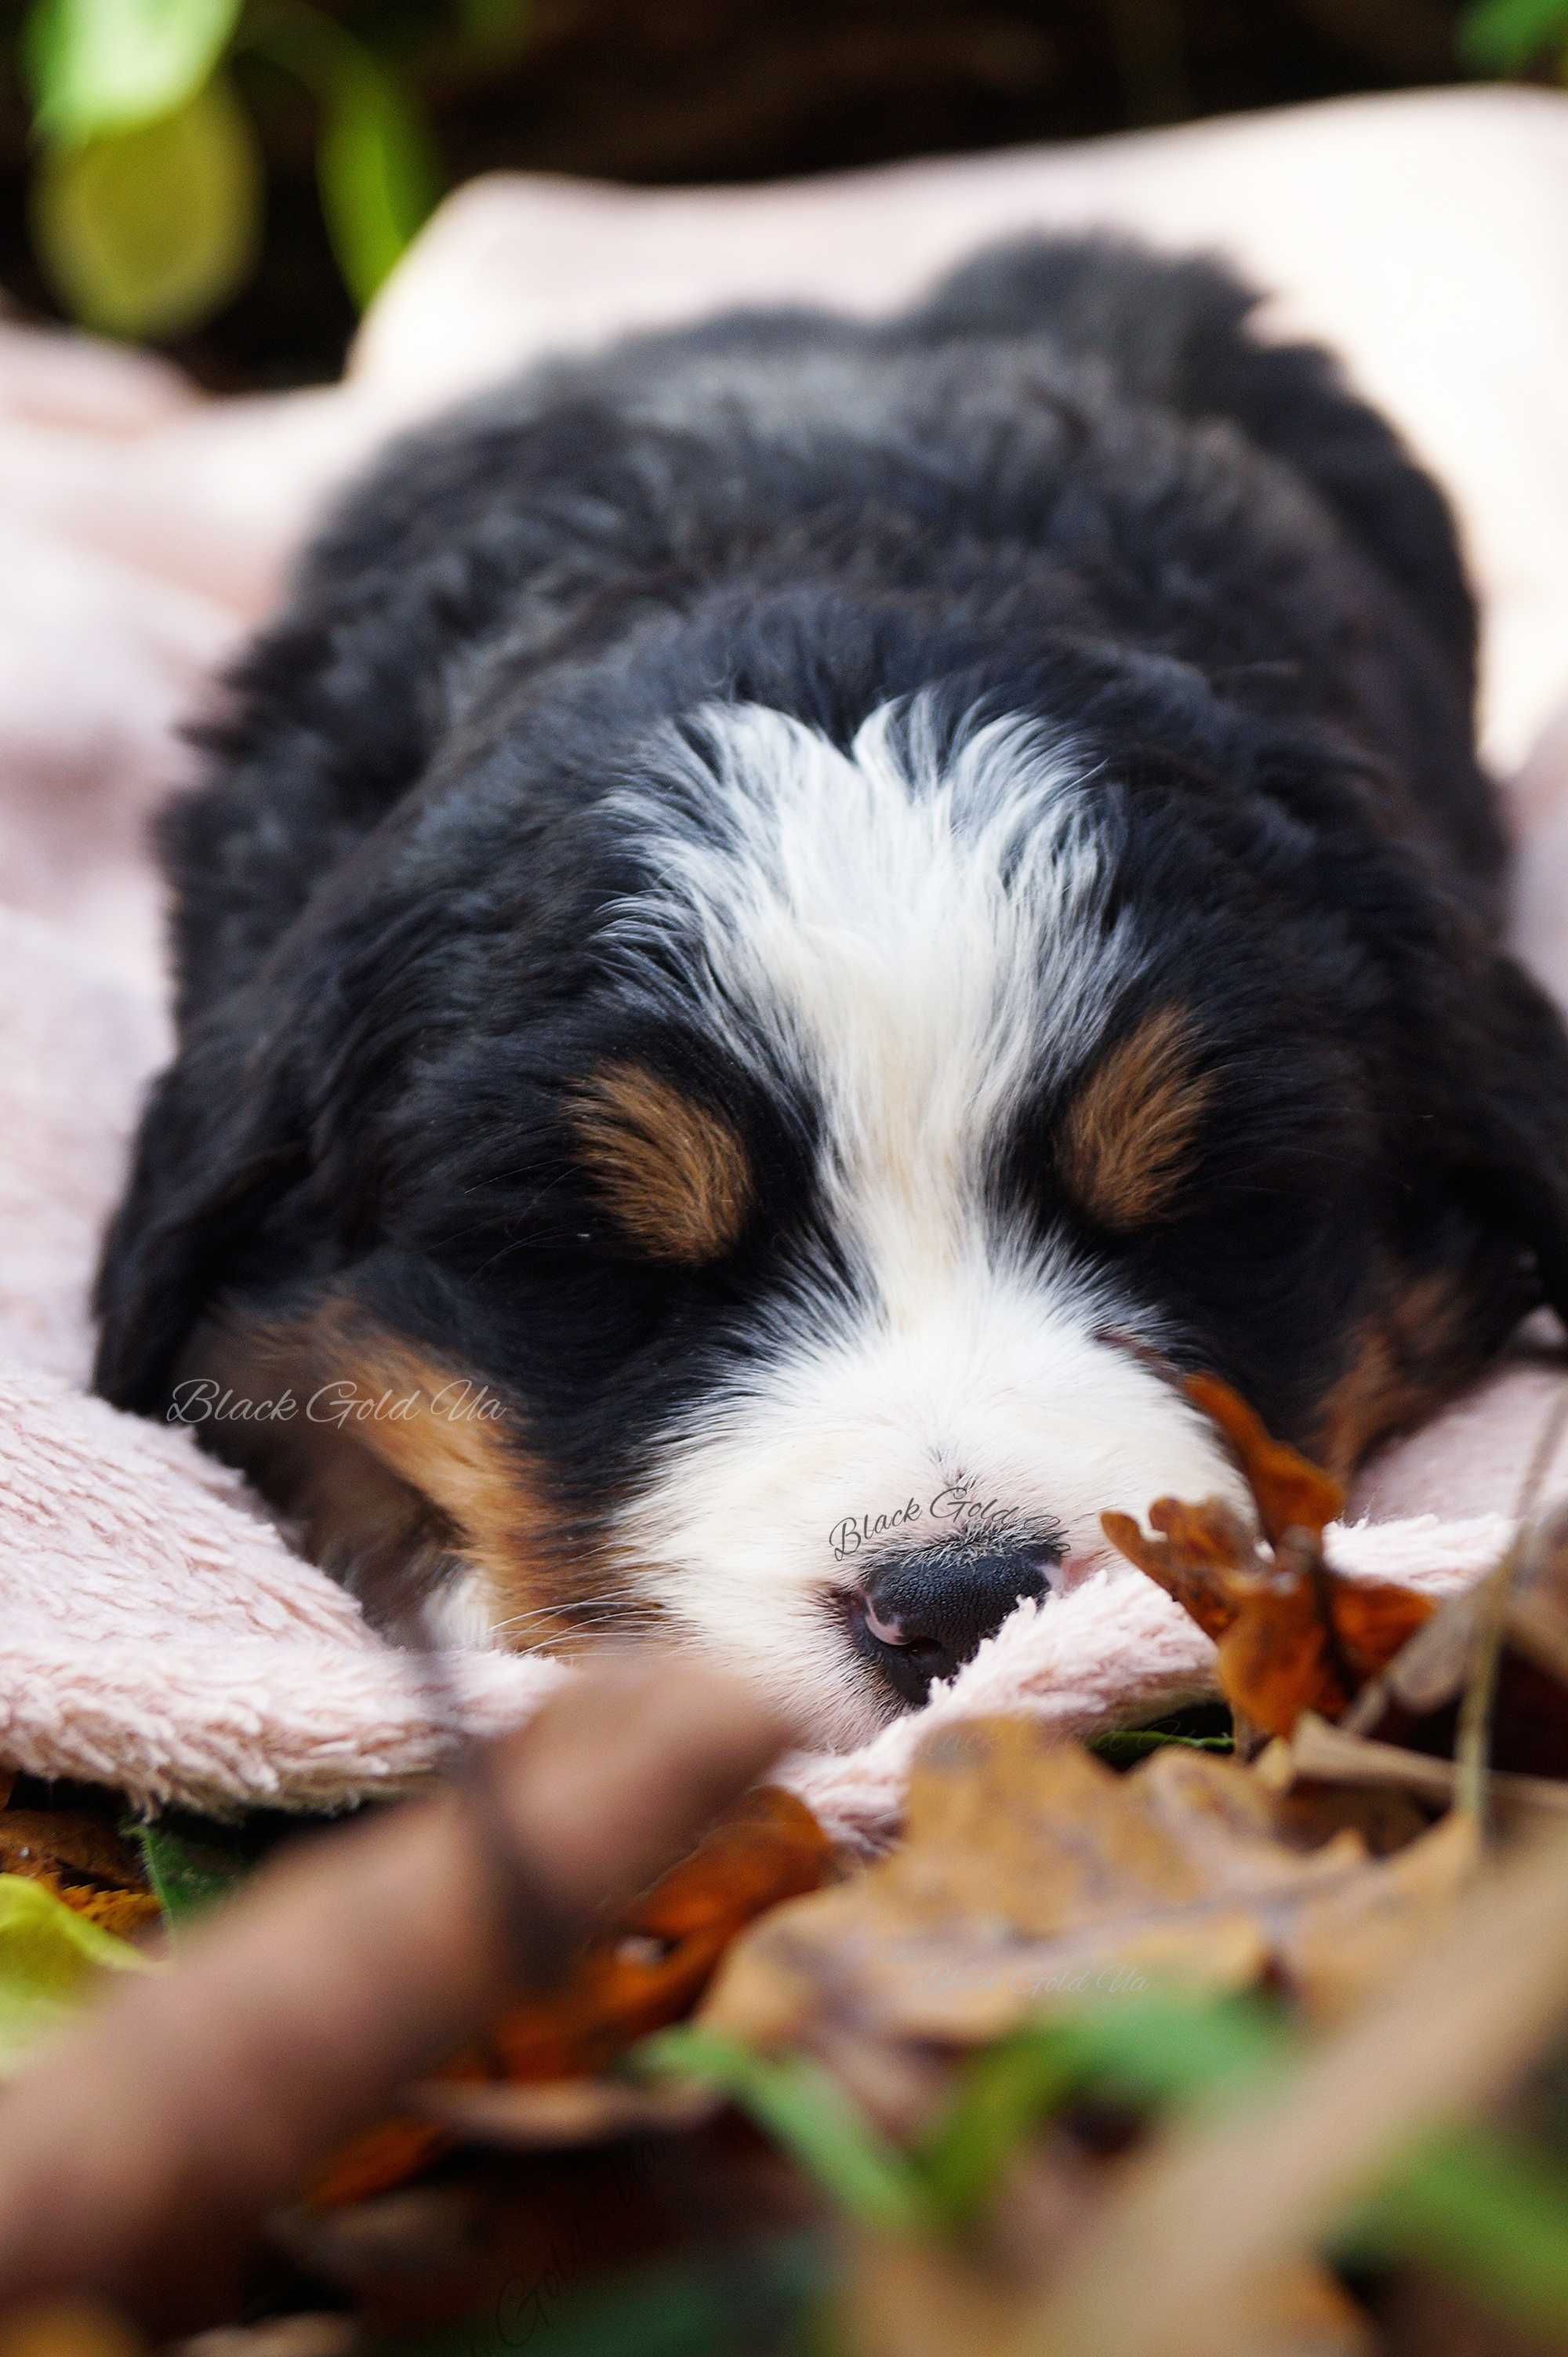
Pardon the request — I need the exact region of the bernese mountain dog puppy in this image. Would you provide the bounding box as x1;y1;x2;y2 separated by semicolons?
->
94;235;1568;1745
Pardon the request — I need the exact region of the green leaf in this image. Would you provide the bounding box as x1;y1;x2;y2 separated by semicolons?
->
914;2028;1078;2224
1047;1988;1293;2102
1459;0;1568;72
1091;1729;1234;1765
317;56;441;308
1345;2127;1568;2334
1022;2002;1568;2334
0;1874;154;2072
30;71;261;339
24;0;243;145
644;1998;1568;2339
635;2025;927;2232
239;2;441;311
132;1818;251;1927
916;1993;1291;2223
641;1999;1292;2237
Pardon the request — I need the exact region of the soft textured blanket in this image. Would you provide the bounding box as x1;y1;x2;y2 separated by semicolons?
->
4;88;1568;1846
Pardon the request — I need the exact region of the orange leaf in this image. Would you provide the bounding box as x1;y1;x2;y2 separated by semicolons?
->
1103;1382;1432;1738
1183;1375;1344;1545
0;1807;161;1941
1101;1498;1254;1641
0;1811;148;1893
303;2119;452;2211
1214;1560;1433;1741
53;1887;163;1941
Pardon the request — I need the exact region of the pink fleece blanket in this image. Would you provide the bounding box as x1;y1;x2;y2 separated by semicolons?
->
5;89;1568;1845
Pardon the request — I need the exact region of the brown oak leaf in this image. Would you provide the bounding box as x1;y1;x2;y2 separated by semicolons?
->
700;1718;1472;2050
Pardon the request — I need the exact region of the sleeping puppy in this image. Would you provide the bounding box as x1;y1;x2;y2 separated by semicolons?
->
94;235;1568;1744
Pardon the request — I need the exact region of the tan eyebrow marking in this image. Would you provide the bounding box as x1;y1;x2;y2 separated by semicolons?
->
572;1062;753;1265
1060;1004;1212;1230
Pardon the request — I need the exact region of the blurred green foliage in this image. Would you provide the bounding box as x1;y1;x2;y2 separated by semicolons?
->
6;1;1565;350
1461;0;1568;72
18;0;524;338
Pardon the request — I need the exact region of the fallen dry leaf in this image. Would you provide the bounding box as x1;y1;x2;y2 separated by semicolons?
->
1271;1807;1476;2024
42;1891;162;1941
0;1805;161;1943
1221;2261;1378;2357
300;2110;466;2214
700;1718;1471;2050
1102;1379;1435;1738
1184;1374;1345;1548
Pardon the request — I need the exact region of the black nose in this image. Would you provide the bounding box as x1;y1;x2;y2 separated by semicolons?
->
847;1539;1062;1705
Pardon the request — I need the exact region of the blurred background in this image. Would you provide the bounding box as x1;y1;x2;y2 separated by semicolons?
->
0;0;1563;393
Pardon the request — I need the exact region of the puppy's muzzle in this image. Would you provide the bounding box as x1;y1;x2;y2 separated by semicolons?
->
844;1537;1063;1705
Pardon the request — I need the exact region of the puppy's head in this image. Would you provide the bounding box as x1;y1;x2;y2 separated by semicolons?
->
98;690;1568;1744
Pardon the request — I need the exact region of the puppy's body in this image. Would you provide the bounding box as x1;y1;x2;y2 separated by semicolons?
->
96;239;1568;1741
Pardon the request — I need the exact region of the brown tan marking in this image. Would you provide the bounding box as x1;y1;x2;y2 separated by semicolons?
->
1060;1004;1212;1230
1315;1268;1491;1482
173;1302;596;1646
572;1062;752;1264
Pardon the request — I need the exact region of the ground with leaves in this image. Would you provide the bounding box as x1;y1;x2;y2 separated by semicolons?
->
5;1383;1568;2356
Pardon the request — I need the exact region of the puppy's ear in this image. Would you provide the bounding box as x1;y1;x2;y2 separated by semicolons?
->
93;1013;308;1413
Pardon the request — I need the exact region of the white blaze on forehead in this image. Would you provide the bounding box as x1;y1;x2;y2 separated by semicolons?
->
600;697;1247;1743
611;696;1133;1243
